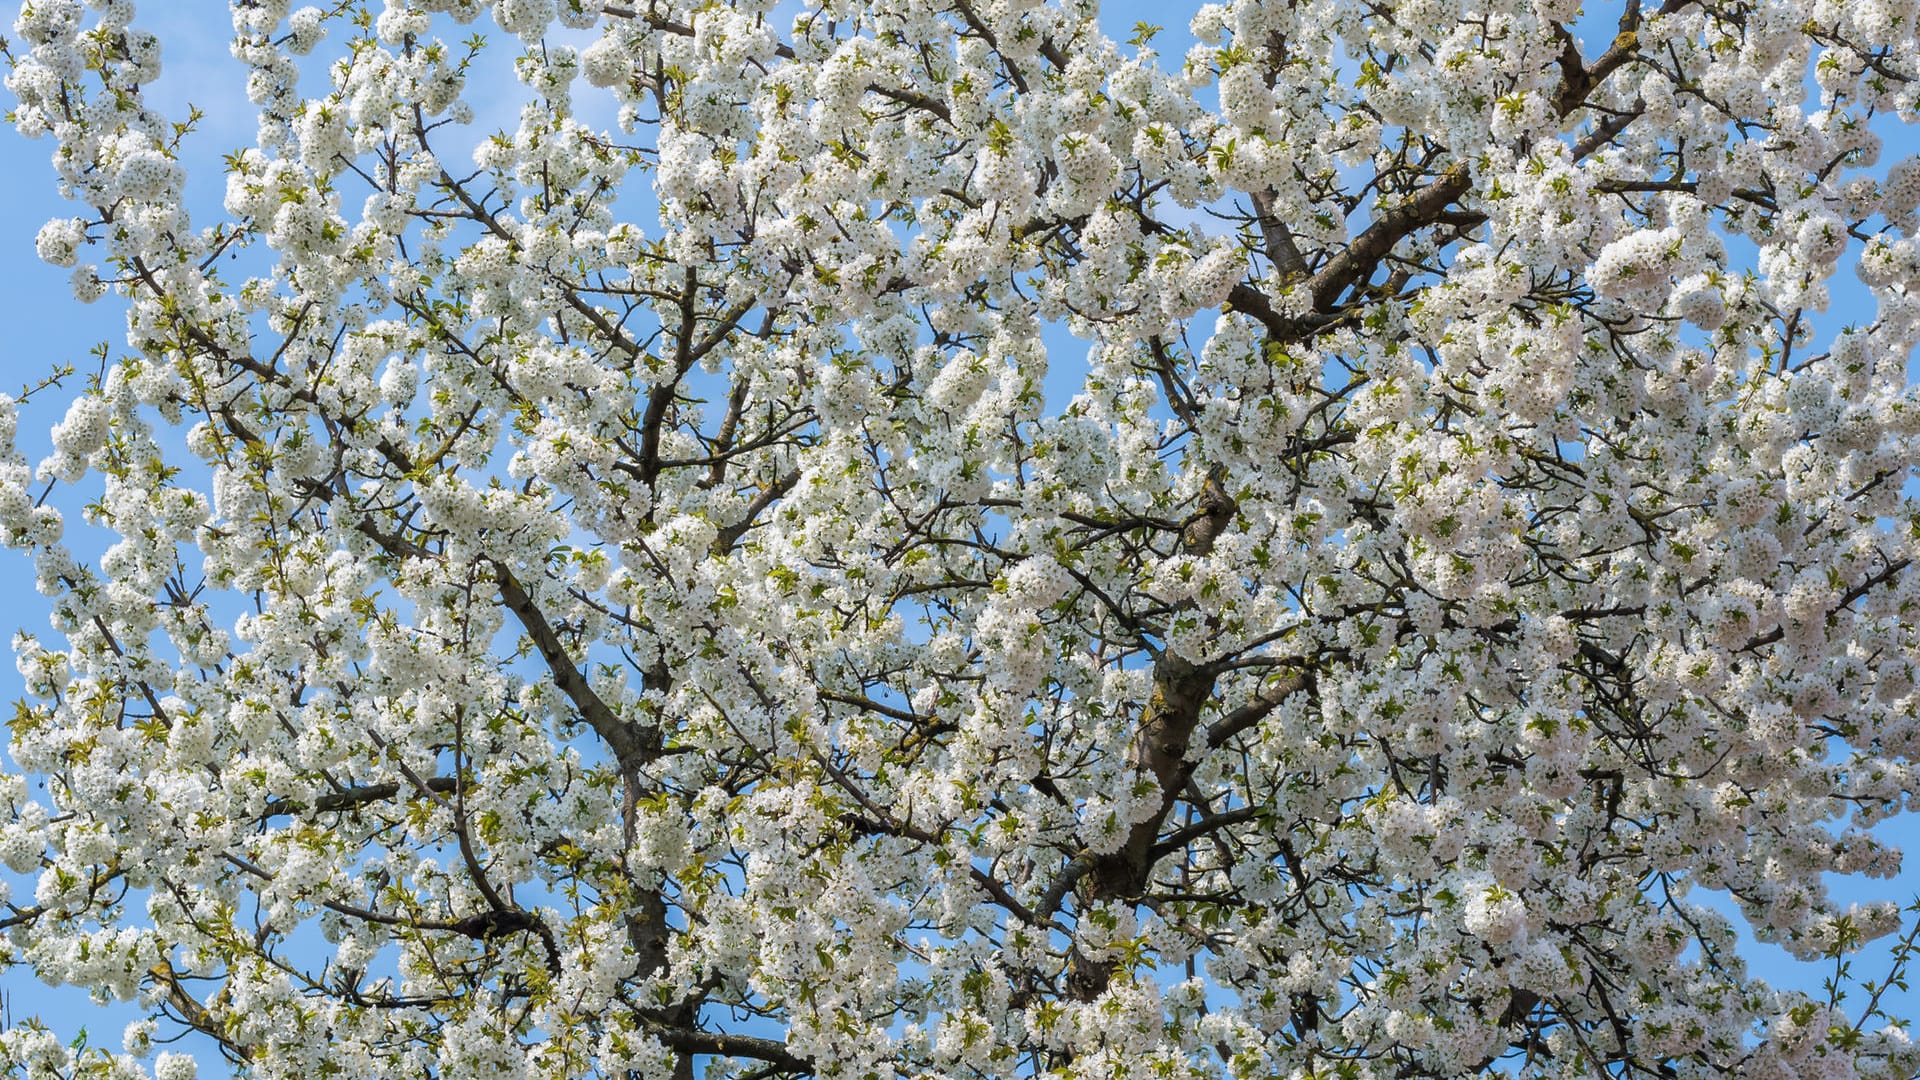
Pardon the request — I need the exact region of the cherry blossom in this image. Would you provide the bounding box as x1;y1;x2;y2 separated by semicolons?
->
0;0;1918;1077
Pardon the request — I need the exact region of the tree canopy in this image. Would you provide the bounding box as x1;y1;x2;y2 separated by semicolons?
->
4;0;1920;1077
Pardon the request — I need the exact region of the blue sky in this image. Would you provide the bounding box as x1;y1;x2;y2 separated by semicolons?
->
0;1;1916;1073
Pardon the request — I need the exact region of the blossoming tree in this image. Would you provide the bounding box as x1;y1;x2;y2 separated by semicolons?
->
2;0;1920;1075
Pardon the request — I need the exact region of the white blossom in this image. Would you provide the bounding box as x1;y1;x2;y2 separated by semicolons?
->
0;0;1913;1077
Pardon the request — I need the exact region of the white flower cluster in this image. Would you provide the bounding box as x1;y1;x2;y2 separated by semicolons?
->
32;216;84;267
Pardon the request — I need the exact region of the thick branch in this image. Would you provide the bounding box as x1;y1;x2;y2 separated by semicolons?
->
260;776;461;818
647;1025;812;1075
1205;669;1310;750
492;561;648;767
148;964;253;1064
